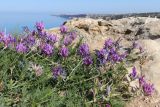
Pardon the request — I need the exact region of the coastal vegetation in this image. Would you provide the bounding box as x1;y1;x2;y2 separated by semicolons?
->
0;22;154;107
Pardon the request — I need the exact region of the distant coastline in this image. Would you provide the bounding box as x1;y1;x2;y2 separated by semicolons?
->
52;12;160;20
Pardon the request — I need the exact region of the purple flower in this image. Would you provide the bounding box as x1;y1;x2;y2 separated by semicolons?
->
60;25;68;33
32;30;36;36
96;49;107;65
132;41;139;49
69;32;77;40
139;76;146;86
36;22;44;31
42;43;53;55
83;56;93;66
106;104;111;107
26;36;35;46
129;66;137;79
78;43;90;57
104;38;113;49
111;53;121;62
47;34;58;44
59;46;69;57
63;36;72;46
38;31;47;37
3;34;16;47
143;83;154;96
109;48;116;54
16;43;27;53
52;66;65;79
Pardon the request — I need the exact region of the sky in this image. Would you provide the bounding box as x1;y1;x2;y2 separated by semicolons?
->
0;0;160;14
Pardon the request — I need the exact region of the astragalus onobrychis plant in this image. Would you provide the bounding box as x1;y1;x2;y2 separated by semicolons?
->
0;22;154;107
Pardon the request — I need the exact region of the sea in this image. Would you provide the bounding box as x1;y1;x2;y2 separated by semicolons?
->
0;12;68;33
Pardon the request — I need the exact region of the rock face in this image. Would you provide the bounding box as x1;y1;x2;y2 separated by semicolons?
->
49;17;160;96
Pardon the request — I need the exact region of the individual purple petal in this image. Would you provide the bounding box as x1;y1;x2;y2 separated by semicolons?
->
129;66;137;79
60;25;68;33
139;76;146;86
36;21;44;31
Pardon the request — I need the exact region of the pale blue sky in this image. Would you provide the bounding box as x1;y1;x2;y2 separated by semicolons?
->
0;0;160;14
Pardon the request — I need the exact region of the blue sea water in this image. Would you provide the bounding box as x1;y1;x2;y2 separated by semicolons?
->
0;13;68;33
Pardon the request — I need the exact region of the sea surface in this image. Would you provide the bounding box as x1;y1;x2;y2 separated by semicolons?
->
0;13;68;33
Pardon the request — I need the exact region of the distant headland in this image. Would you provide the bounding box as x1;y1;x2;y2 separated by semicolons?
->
52;12;160;20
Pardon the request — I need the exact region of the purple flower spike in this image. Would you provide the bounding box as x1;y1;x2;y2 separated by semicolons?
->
16;43;27;53
59;46;69;57
104;38;113;49
63;37;72;46
42;43;53;56
60;25;68;33
139;76;146;86
96;49;107;65
78;43;90;57
130;66;137;79
26;36;35;46
111;53;121;62
69;32;77;40
143;83;154;96
47;34;58;44
38;31;47;37
36;22;44;31
83;56;93;66
52;66;63;79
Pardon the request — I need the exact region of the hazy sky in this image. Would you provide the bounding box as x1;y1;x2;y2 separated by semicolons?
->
0;0;160;14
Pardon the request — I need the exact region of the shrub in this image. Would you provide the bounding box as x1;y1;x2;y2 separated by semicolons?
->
0;22;154;107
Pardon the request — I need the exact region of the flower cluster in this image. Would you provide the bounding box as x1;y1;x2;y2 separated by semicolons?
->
78;43;93;66
78;43;90;57
0;32;16;48
36;21;44;31
60;25;68;33
129;67;154;96
41;43;54;56
16;43;27;53
96;38;127;65
59;46;69;57
139;76;154;96
52;66;66;79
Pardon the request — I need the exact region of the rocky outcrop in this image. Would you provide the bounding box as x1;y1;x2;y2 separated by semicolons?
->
49;17;160;96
